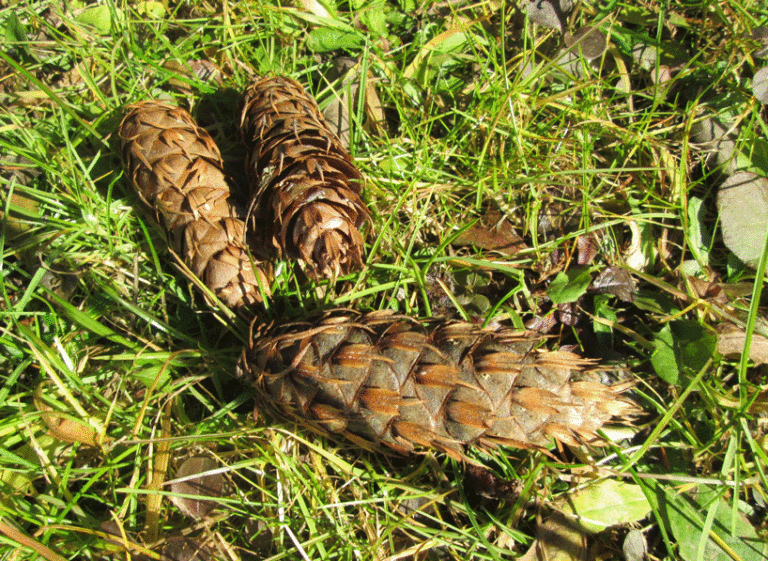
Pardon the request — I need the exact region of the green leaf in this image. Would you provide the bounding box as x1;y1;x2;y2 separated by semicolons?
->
306;28;363;52
131;364;172;389
547;268;592;304
648;481;768;561
75;5;112;35
360;6;388;38
687;196;711;266
651;324;679;384
651;321;716;385
673;320;716;373
3;12;27;43
137;1;166;19
593;293;617;348
717;171;768;266
559;480;652;534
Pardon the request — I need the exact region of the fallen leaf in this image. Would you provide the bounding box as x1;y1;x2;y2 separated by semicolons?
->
162;536;212;561
558;479;652;533
34;383;109;447
753;26;768;59
526;0;571;33
169;455;224;519
622;529;647;561
716;323;768;365
576;235;598;265
689;115;736;172
754;66;768;104
536;512;587;561
1;154;42;240
454;210;526;255
591;266;637;302
163;60;223;92
464;464;521;502
556;302;579;326
717;171;768;266
323;57;358;148
564;26;608;60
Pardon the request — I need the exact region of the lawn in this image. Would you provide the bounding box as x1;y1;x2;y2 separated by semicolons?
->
2;0;768;559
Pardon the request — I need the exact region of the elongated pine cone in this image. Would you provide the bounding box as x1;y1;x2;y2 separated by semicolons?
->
238;310;636;460
240;76;370;279
119;101;272;311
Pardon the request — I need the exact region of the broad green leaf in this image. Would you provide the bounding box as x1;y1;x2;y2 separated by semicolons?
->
360;6;388;38
651;324;679;384
306;28;363;52
75;5;112;35
137;1;166;19
558;480;652;534
717;171;768;266
648;481;768;561
3;12;27;43
547;268;592;304
131;364;172;389
593;293;617;348
674;321;716;372
651;321;716;385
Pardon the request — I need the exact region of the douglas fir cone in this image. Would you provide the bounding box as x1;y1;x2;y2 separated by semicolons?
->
240;76;370;279
119;101;272;311
238;309;636;460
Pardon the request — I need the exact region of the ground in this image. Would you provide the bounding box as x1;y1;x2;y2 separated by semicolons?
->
2;1;768;560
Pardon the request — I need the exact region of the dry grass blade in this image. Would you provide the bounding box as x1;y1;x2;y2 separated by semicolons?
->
238;310;636;461
119;101;272;312
240;75;370;279
0;519;67;561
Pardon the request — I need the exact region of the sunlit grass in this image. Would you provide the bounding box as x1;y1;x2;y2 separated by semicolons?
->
2;0;768;559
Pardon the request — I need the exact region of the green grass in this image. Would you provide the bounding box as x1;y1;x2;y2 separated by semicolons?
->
2;0;768;559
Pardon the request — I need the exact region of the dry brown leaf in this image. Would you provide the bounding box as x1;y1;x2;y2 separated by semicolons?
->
464;464;521;501
161;536;212;561
564;26;608;61
536;513;587;561
163;60;223;92
454;210;526;255
1;154;42;241
323;57;358;148
169;456;224;519
717;323;768;365
717;171;768;266
592;267;637;302
33;383;108;447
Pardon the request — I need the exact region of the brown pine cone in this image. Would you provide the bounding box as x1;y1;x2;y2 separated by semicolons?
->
119;101;272;312
238;309;636;460
240;76;370;279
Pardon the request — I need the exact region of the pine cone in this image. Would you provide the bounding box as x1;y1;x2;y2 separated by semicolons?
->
240;76;370;279
119;101;272;311
238;309;635;460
